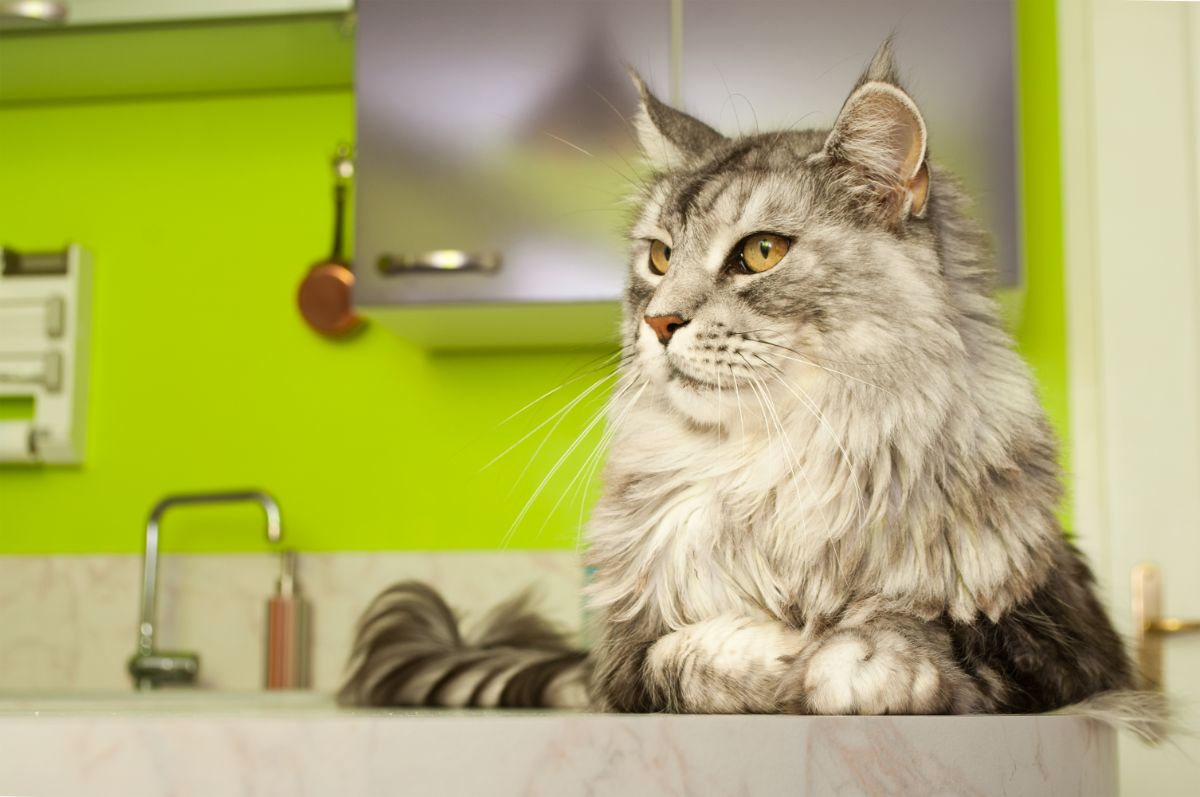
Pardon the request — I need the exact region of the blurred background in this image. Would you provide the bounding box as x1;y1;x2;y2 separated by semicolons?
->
0;0;1067;688
0;0;1045;554
0;0;1197;794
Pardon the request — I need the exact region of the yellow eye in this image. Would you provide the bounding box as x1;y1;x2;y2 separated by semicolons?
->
649;239;671;275
739;233;790;273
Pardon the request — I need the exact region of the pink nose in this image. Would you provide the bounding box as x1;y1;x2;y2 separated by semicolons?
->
644;314;689;345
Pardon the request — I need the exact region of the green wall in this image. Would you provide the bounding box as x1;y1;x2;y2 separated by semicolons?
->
0;1;1067;553
0;85;612;553
1013;0;1071;519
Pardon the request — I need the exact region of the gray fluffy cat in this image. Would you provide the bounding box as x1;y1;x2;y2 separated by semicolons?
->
341;43;1160;731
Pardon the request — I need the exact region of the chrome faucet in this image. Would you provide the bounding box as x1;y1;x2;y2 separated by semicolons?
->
128;490;282;690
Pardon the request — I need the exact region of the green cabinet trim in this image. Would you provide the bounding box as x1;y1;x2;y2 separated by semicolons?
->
0;15;352;106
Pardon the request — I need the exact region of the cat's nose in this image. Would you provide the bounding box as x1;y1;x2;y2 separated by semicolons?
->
644;314;690;345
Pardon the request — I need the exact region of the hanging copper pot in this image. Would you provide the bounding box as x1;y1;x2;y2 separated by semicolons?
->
298;144;363;337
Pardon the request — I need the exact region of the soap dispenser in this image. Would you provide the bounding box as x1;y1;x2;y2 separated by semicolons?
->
265;549;311;689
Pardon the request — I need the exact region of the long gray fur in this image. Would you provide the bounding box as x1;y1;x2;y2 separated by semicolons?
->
341;42;1164;737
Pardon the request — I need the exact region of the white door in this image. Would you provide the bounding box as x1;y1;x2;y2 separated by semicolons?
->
1061;1;1200;794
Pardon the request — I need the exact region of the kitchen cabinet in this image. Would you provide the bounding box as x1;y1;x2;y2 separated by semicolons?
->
354;0;1018;350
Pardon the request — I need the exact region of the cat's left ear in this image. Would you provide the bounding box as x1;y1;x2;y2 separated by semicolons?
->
822;43;931;221
629;70;724;172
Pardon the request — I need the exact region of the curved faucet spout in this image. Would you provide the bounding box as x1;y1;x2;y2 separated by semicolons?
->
131;490;282;689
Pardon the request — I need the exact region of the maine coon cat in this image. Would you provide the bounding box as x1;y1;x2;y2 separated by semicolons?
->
340;43;1159;730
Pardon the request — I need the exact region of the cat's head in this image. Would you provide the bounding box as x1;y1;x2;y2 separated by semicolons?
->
622;42;983;429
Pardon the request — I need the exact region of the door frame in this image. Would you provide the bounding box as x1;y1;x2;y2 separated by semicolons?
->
1058;0;1200;793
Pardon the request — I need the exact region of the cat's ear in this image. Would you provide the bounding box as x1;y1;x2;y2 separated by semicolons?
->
822;40;931;221
629;70;724;171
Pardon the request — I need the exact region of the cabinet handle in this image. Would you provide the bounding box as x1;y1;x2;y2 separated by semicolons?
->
1132;563;1200;690
377;250;501;275
0;1;68;26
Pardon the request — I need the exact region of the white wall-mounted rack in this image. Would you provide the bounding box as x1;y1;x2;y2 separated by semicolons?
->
0;245;92;464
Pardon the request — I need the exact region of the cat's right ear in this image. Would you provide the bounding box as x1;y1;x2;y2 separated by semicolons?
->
629;70;723;171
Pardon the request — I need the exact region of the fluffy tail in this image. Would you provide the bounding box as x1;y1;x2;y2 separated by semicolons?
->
338;581;589;708
1052;689;1175;744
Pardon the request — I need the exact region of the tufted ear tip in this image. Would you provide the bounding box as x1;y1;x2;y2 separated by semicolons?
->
859;36;903;88
629;71;725;172
626;65;650;100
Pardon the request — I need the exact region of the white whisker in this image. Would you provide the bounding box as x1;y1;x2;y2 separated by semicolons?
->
740;353;843;575
729;364;748;441
562;379;648;545
751;339;896;397
494;349;627;429
758;357;868;523
481;370;618;473
504;380;645;548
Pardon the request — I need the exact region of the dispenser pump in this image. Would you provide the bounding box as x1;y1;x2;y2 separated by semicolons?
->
265;549;311;689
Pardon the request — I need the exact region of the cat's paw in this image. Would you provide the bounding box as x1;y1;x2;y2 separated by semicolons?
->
777;627;957;714
645;614;805;713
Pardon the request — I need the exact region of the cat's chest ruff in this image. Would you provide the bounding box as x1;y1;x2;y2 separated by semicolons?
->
644;478;723;554
632;473;788;629
588;424;835;628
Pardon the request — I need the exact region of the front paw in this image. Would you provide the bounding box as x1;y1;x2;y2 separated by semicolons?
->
776;628;953;715
645;614;804;713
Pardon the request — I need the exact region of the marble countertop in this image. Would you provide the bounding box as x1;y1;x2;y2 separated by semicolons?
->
0;692;1116;797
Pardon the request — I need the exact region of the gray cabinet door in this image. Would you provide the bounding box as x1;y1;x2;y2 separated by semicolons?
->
355;0;1016;347
355;0;668;312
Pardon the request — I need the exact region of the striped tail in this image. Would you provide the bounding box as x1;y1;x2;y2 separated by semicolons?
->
338;581;589;708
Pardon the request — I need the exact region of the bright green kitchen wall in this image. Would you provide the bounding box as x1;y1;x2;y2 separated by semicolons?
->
0;0;1067;553
1013;0;1070;520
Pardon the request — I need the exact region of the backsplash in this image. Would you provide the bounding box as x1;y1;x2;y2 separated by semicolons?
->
0;552;581;691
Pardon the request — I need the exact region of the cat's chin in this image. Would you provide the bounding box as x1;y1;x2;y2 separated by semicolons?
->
662;376;745;429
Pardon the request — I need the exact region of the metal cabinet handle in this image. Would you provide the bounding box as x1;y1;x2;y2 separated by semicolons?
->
377;250;501;274
1132;563;1200;689
0;1;68;26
